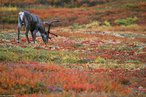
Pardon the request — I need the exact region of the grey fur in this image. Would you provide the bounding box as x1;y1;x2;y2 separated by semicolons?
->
18;11;49;44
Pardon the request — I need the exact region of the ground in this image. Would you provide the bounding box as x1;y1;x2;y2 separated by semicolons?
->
0;0;146;96
0;25;146;97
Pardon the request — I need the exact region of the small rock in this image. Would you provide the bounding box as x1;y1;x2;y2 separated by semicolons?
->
48;85;64;93
138;86;146;92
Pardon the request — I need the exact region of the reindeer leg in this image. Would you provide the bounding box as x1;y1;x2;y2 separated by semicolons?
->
31;30;37;44
17;27;21;43
25;28;30;43
17;17;22;43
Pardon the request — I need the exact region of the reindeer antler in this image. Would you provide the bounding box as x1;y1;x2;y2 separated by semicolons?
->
44;20;61;26
44;19;61;38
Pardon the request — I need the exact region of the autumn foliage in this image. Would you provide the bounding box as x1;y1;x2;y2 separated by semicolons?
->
1;62;145;96
0;0;146;97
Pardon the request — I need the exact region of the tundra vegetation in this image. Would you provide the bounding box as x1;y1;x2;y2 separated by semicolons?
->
0;0;146;97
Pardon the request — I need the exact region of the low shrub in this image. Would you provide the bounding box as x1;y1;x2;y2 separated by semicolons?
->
95;57;106;63
1;16;17;23
103;20;111;26
114;16;138;26
0;6;18;12
0;46;81;64
71;23;83;29
124;3;138;9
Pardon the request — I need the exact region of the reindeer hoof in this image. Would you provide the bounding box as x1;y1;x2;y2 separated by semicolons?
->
17;39;20;43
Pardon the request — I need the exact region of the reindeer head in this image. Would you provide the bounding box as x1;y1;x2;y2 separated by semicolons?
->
42;19;61;44
41;32;49;44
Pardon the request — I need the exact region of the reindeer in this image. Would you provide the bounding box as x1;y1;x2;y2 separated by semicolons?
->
18;11;60;44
